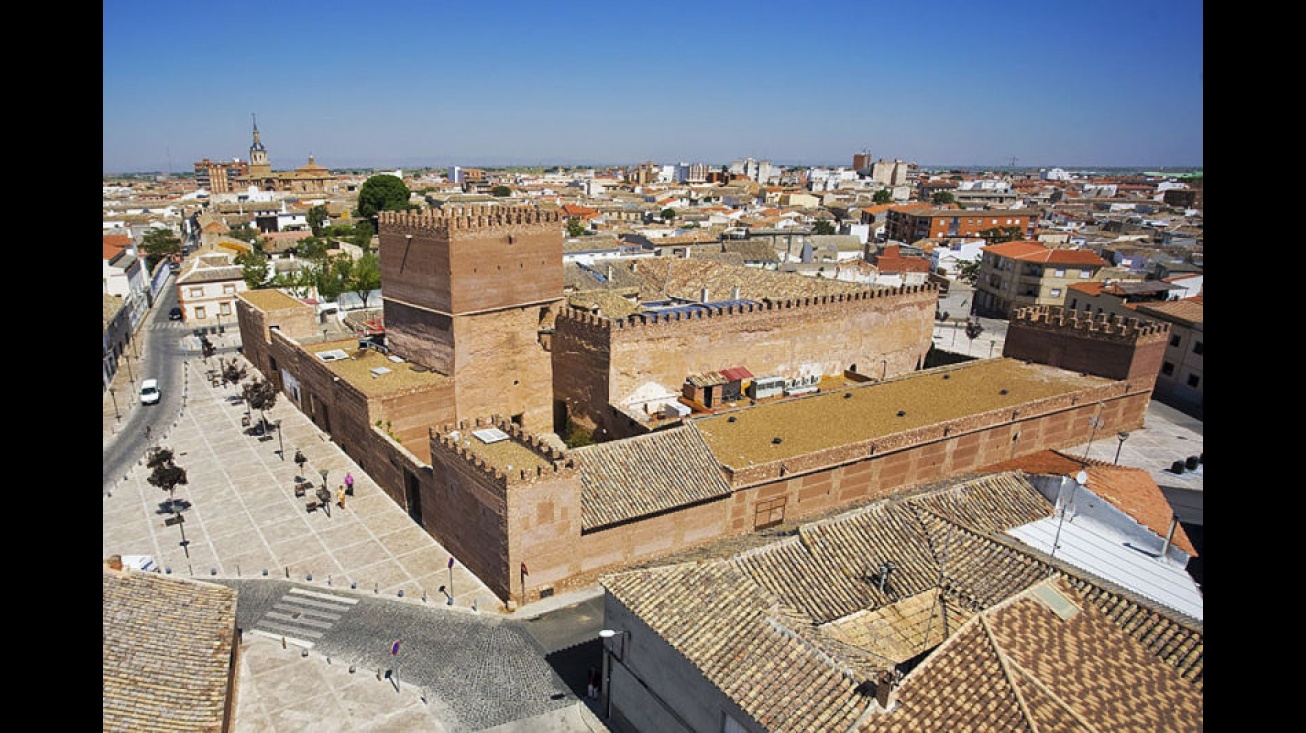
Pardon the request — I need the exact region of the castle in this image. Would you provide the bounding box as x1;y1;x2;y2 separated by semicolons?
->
235;204;1168;607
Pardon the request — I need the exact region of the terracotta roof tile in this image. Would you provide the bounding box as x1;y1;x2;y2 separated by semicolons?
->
575;425;733;530
103;565;237;732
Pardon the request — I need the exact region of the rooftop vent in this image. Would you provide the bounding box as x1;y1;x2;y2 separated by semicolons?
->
999;389;1009;395
772;437;783;444
896;410;906;417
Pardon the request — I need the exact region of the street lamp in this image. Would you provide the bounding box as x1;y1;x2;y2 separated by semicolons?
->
1114;431;1130;465
599;629;631;719
275;419;284;460
109;386;120;422
124;353;136;391
1051;470;1087;560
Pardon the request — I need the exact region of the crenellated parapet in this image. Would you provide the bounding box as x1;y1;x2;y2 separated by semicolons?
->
379;206;562;237
554;282;939;334
429;415;576;488
1010;305;1170;344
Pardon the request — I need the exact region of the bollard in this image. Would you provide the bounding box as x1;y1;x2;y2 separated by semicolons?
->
351;581;357;590
236;564;240;577
164;567;171;574
328;575;332;586
422;590;427;603
349;665;356;674
282;637;287;649
375;582;379;594
306;573;312;582
210;568;217;575
377;668;382;681
285;567;290;578
301;649;308;658
398;589;404;598
262;568;268;576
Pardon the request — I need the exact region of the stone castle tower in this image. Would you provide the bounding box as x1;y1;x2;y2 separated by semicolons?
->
377;205;565;432
1003;306;1169;383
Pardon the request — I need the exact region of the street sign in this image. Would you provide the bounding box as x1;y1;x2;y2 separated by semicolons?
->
448;557;455;569
390;640;400;656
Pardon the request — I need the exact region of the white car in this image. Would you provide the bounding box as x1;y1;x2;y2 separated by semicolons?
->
140;378;161;405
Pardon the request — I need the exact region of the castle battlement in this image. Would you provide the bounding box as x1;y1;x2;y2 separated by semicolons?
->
555;283;939;336
1010;305;1170;343
379;206;561;235
429;415;575;487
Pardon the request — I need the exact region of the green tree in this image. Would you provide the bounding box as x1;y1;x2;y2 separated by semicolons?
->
871;189;893;204
140;227;181;267
565;219;587;237
932;191;957;206
349;251;381;307
227;224;262;245
965;318;985;348
307;205;329;236
490;185;512;197
977;226;1024;244
295;235;331;262
349;220;375;249
272;265;316;298
356;174;411;219
235;248;270;289
813;220;836;235
956;259;981;286
660;208;676;221
221;358;247;394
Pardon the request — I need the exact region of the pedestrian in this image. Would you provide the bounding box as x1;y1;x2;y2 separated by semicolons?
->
294;449;306;471
587;666;599;700
344;471;354;496
337;484;346;509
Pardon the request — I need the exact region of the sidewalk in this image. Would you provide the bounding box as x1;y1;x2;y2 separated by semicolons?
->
103;321;608;731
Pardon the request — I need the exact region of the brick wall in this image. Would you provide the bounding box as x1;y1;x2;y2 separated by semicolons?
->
553;285;938;439
1004;306;1169;382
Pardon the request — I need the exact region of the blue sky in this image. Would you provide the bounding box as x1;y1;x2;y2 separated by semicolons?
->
103;1;1203;174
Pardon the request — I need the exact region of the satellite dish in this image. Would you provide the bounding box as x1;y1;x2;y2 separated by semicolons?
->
1075;470;1088;485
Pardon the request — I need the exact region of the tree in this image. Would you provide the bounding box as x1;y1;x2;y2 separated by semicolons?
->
965;318;985;350
221;358;247;394
349;251;381;307
490;185;512;197
356;174;411;219
235;248;270;289
146;446;189;512
227;224;263;246
565;218;587;237
871;189;893;204
931;191;957;206
813;220;836;235
242;378;279;433
660;208;677;221
140;227;181;269
295;235;331;262
956;259;981;286
307;205;329;237
978;226;1024;244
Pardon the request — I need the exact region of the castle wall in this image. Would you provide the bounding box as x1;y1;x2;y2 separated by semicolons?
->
450;308;554;433
1003;306;1170;383
506;383;1153;603
552;285;937;439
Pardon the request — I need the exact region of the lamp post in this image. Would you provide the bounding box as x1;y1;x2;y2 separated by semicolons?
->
1051;470;1087;560
598;629;630;720
275;419;284;460
1113;431;1130;465
109;386;120;422
124;353;136;391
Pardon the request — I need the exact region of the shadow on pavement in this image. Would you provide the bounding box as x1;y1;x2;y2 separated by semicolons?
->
545;638;604;705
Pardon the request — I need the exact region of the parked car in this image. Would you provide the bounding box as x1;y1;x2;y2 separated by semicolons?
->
168;307;183;321
140;378;161;405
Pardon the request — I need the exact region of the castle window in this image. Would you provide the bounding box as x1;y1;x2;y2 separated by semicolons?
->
1170;335;1181;347
1186;374;1200;388
1161;361;1175;376
1192;340;1203;355
754;496;786;530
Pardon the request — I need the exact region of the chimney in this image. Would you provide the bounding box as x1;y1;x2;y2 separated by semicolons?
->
1160;515;1179;559
731;286;740;299
607;264;613;281
701;288;710;303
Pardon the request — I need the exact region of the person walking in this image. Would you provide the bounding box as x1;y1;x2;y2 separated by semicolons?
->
337;484;346;510
587;666;599;700
344;471;354;496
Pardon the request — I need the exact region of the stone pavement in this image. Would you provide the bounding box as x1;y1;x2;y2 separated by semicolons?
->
103;321;608;732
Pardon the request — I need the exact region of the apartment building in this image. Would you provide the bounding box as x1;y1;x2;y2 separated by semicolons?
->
973;240;1108;317
884;207;1037;244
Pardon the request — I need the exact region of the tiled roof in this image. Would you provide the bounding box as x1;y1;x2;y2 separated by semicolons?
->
103;565;238;732
574;425;733;530
1134;297;1203;327
984;451;1197;556
984;240;1108;266
603;471;1203;732
859;577;1202;731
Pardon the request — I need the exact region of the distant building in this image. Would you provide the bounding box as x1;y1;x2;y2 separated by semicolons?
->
229;116;335;195
974;240;1109;317
885;207;1037;244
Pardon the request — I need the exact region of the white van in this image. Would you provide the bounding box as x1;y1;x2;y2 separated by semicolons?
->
140;378;160;405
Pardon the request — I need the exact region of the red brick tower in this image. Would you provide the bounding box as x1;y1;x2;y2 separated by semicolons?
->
378;206;564;431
